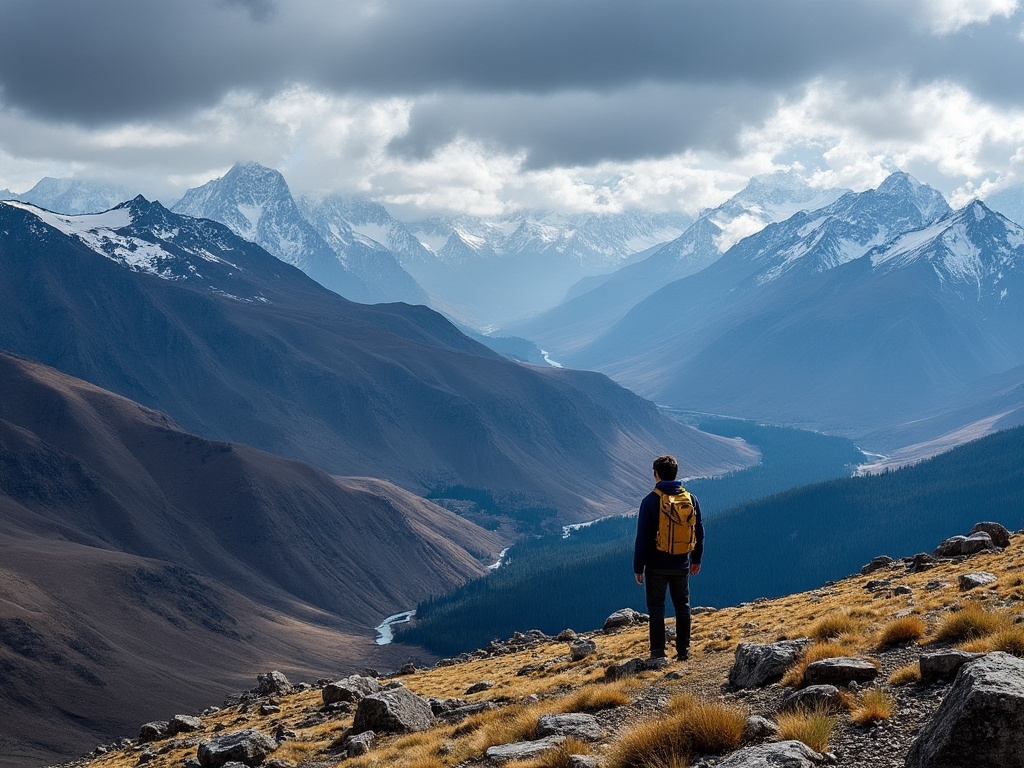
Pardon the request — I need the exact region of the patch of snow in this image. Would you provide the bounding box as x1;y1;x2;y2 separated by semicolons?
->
351;222;393;248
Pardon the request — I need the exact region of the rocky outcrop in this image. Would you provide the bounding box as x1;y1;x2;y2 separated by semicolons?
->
861;555;895;575
959;571;997;591
603;608;647;631
464;680;493;695
919;651;982;684
255;672;292;697
933;533;996;558
485;736;566;763
536;713;604;741
742;715;779;744
346;731;375;757
803;657;878;687
570;638;597;661
779;685;842;713
715;739;823;767
351;687;435;734
139;722;169;743
970;521;1011;548
322;675;380;705
906;653;1024;767
197;729;278;768
729;640;813;689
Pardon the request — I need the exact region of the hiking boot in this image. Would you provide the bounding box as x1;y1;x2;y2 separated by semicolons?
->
676;650;689;661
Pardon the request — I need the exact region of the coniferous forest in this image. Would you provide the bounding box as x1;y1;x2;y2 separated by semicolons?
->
398;424;1024;656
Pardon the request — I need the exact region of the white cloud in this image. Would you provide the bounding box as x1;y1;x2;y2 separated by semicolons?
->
921;0;1019;34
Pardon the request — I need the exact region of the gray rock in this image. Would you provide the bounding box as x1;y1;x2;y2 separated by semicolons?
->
715;740;823;767
906;653;1024;767
169;715;203;736
779;685;842;713
861;555;895;575
536;713;604;741
729;639;813;689
935;533;996;558
255;671;291;697
347;731;375;757
893;586;913;596
959;571;998;591
603;607;644;630
555;629;578;641
139;721;169;743
438;701;498;721
604;658;643;681
692;606;718;615
570;638;597;661
396;662;417;675
742;715;779;744
920;651;983;684
568;756;599;768
197;729;278;768
485;736;566;763
322;675;380;705
971;521;1011;548
259;705;280;716
352;687;435;734
865;579;892;592
465;680;493;695
803;657;879;687
907;552;939;572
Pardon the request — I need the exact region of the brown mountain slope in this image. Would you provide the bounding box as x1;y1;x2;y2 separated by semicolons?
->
0;352;502;766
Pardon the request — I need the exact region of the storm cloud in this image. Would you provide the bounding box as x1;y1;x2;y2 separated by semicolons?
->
1;0;1023;212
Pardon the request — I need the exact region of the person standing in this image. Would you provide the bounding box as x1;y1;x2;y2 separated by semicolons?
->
633;454;704;661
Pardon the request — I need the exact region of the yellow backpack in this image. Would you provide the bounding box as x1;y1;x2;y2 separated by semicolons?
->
653;487;696;555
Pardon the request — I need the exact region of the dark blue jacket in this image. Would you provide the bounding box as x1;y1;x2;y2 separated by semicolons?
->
633;480;705;574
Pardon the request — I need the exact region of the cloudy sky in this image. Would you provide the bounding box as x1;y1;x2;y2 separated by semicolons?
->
1;0;1023;217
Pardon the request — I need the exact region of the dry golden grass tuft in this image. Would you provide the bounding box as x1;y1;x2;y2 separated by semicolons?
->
889;662;922;685
780;640;857;688
849;687;895;726
933;601;1005;644
776;704;837;752
606;695;746;768
876;615;927;647
809;611;861;642
555;683;631;712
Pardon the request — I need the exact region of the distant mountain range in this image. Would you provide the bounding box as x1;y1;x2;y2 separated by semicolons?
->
505;171;849;353
0;350;502;765
0;197;755;524
2;176;133;215
549;173;1024;445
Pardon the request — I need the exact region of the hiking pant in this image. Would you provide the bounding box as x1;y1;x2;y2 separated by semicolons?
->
644;569;691;658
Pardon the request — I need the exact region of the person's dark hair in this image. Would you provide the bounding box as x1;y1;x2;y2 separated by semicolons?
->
653;454;678;481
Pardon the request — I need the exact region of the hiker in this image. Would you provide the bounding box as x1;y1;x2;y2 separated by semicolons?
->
633;454;704;661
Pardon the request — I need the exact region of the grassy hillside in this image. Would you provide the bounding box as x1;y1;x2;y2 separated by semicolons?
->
400;425;1023;656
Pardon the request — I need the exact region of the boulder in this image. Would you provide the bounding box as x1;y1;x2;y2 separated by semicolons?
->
971;521;1011;548
347;731;375;757
907;552;939;572
536;713;604;741
715;740;823;767
935;533;995;558
568;756;600;768
803;657;878;687
322;675;380;705
729;640;813;689
352;687;435;734
692;606;718;615
920;651;983;684
865;579;892;592
906;653;1024;767
861;555;895;575
555;629;578;641
742;715;779;744
959;571;998;591
197;729;278;768
570;638;597;661
255;671;291;697
169;715;203;735
603;608;644;630
485;736;566;763
465;680;493;695
604;658;643;681
396;662;417;675
779;685;842;713
139;721;170;743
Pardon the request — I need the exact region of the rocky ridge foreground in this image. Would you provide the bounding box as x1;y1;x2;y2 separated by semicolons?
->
52;522;1024;768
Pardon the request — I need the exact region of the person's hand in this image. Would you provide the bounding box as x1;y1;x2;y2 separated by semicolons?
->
634;572;644;585
690;563;701;576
